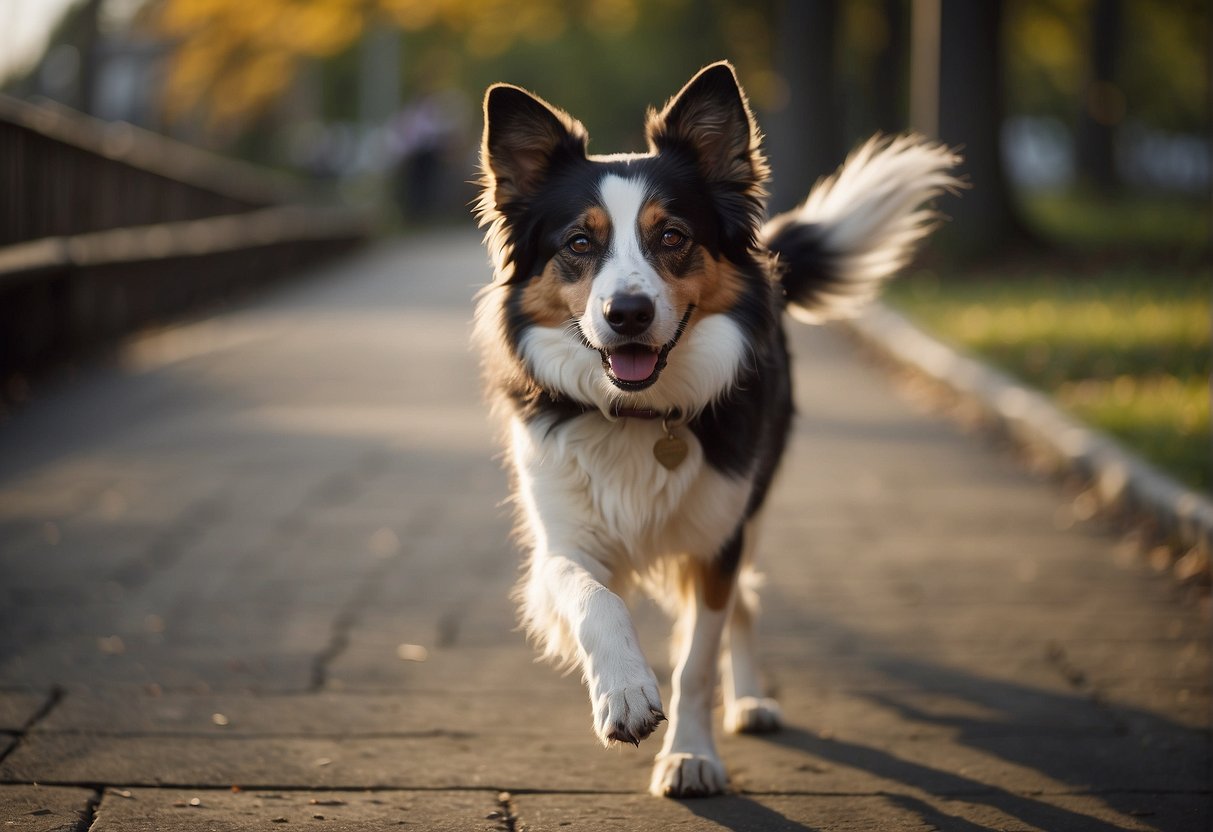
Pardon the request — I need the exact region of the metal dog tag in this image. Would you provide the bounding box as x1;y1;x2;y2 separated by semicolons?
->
653;434;688;470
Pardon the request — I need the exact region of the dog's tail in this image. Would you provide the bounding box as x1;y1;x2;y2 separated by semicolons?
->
762;134;963;323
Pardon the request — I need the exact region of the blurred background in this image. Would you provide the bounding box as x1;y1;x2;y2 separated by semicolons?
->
0;0;1209;491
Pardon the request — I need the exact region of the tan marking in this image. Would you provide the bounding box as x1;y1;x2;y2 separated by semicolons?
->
584;206;610;241
640;202;668;236
694;250;746;314
518;203;612;326
693;559;736;611
520;258;591;327
657;244;745;319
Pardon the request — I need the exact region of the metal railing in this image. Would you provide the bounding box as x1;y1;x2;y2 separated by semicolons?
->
0;95;370;381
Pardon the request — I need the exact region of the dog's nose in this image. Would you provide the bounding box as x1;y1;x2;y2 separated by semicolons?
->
603;294;655;336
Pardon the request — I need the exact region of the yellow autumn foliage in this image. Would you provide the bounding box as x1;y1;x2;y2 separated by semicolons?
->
146;0;639;126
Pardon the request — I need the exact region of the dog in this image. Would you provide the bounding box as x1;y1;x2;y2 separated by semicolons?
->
472;61;960;797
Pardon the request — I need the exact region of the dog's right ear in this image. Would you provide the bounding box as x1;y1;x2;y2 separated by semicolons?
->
481;85;588;214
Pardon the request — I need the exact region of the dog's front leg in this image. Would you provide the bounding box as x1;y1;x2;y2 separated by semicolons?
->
527;552;666;747
649;553;735;797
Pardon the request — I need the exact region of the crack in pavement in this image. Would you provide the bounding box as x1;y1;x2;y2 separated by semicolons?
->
3;781;1209;798
109;493;228;590
309;504;441;692
1044;639;1131;735
72;787;102;832
0;685;66;767
489;790;518;831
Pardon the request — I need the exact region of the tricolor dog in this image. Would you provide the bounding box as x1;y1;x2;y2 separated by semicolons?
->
473;61;960;797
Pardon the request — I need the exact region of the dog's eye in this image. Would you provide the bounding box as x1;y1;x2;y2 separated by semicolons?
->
661;229;686;248
567;234;592;255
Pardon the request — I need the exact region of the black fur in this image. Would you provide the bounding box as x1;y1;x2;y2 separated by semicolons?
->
763;218;837;314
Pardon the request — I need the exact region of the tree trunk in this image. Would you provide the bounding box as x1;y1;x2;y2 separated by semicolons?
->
872;0;909;134
931;0;1028;257
768;0;842;212
1075;0;1122;194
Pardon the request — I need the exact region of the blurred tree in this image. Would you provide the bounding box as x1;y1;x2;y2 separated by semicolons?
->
1075;0;1121;194
1003;0;1086;122
837;0;908;138
1118;0;1208;132
1004;0;1207;134
144;0;709;133
148;0;368;125
766;0;841;212
930;0;1029;256
871;0;908;135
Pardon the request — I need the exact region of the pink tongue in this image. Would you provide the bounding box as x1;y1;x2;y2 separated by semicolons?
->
608;347;659;382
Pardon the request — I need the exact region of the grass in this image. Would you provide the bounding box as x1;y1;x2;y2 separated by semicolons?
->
888;264;1210;492
1021;189;1211;251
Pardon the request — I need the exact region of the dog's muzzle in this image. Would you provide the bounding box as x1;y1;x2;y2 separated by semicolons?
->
593;305;695;392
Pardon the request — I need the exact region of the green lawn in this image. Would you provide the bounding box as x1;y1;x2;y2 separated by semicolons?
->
888;265;1210;491
1021;190;1211;251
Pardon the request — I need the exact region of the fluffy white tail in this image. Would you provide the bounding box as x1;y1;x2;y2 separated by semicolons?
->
763;134;963;323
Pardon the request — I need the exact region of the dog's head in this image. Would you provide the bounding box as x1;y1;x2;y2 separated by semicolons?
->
476;62;771;411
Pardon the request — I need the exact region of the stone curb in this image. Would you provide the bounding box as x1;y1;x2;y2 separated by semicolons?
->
842;302;1212;581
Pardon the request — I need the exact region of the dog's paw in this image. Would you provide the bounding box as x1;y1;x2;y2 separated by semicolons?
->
723;696;783;734
591;675;665;747
649;752;728;798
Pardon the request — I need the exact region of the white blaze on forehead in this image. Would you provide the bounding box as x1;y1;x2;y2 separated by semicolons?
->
598;174;650;288
582;172;678;349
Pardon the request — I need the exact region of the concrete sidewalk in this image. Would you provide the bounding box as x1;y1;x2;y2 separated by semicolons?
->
0;233;1208;831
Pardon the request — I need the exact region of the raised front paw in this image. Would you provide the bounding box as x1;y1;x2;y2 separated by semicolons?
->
723;696;783;735
649;751;728;798
590;670;665;747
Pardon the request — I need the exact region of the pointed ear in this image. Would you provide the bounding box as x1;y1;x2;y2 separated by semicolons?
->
646;62;766;189
481;84;588;213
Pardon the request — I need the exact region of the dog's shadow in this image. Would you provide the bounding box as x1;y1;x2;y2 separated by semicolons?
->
679;787;995;832
677;793;820;832
744;724;1136;832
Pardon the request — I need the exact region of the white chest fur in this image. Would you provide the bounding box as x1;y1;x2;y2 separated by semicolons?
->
511;414;752;573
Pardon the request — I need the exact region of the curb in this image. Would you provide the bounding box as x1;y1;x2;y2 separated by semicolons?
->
842;302;1212;584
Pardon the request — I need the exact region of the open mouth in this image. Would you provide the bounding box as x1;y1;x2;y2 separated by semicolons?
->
603;343;662;390
594;306;695;392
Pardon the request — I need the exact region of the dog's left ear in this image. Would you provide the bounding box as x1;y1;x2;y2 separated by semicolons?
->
646;62;766;191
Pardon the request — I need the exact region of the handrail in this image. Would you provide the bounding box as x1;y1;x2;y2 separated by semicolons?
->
0;205;372;287
0;96;371;382
0;94;308;246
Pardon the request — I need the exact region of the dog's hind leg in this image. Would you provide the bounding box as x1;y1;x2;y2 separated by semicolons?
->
722;559;783;734
649;536;740;798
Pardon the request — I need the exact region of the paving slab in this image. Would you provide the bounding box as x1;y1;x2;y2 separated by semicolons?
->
0;692;50;732
5;713;1202;797
510;791;1209;832
719;726;1206;794
0;731;656;792
91;788;501;832
0;785;94;831
38;687;588;736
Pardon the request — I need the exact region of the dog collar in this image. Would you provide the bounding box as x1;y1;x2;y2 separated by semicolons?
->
610;405;663;420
